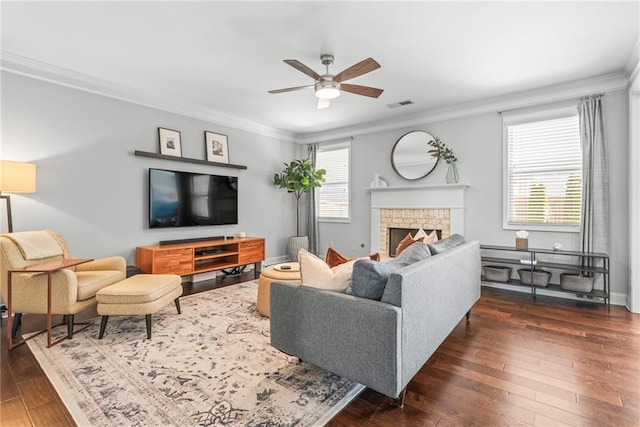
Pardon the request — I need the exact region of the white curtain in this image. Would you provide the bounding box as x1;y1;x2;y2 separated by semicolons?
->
579;94;609;287
307;143;320;255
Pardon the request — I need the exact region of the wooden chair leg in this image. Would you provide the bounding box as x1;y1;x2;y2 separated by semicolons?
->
174;298;181;314
466;310;471;321
67;314;74;339
11;313;22;339
145;314;152;339
98;316;109;339
393;386;407;408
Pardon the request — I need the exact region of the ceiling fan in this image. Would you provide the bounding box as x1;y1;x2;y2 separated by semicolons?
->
269;54;383;109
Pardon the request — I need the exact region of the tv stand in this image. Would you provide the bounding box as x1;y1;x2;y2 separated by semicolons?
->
136;237;265;278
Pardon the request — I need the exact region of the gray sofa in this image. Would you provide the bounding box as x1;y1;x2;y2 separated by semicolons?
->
269;240;481;403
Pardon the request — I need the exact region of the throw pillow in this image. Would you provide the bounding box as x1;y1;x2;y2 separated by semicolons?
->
425;230;439;244
414;228;439;244
325;247;380;268
395;233;424;256
298;248;356;293
351;259;396;300
427;234;466;255
351;241;432;300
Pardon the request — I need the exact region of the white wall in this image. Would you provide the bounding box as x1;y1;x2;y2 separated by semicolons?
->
319;89;630;301
1;72;298;265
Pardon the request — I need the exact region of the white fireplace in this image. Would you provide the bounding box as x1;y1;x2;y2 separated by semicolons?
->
369;183;469;256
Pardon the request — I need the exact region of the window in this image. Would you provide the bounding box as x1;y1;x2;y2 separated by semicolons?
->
503;106;582;231
316;141;350;221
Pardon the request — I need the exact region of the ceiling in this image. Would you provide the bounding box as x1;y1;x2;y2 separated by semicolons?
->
1;2;639;139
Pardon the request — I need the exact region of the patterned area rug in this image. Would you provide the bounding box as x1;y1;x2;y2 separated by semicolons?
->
27;280;364;426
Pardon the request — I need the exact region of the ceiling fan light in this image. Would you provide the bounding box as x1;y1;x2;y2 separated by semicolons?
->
315;81;341;99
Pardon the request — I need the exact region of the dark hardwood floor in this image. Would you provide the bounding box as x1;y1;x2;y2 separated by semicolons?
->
2;275;638;426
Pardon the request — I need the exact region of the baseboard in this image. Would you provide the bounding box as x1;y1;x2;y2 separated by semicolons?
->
481;282;627;307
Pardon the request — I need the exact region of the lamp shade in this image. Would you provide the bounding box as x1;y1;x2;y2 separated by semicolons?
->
0;160;36;193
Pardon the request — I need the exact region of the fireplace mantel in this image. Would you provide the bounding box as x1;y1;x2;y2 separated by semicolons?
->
368;183;469;192
368;183;469;208
369;183;469;253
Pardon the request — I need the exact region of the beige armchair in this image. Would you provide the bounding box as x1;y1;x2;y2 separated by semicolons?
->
0;230;126;342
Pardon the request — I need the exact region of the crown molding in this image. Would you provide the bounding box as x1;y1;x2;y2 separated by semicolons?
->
0;51;297;142
297;72;629;144
626;38;640;94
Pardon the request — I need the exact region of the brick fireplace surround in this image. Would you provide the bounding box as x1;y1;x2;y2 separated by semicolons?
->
369;184;469;257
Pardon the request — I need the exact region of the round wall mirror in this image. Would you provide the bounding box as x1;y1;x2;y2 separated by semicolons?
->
391;131;439;180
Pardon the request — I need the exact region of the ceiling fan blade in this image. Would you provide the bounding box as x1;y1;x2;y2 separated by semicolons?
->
340;83;384;98
333;57;381;83
284;60;322;81
268;85;314;94
317;98;331;109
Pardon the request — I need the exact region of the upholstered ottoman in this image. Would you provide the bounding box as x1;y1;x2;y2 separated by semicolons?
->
257;263;301;317
96;274;183;339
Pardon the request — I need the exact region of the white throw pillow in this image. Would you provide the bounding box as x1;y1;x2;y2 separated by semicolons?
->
414;228;439;244
298;248;357;293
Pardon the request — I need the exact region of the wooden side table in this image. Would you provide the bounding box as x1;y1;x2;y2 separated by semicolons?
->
7;258;92;350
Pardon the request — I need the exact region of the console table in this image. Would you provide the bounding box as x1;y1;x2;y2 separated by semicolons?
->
480;244;610;310
136;237;265;278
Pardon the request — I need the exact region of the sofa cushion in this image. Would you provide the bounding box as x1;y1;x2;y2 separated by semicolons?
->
351;242;431;300
76;270;125;301
299;248;356;293
325;247;380;268
395;233;424;256
395;241;432;264
427;234;466;255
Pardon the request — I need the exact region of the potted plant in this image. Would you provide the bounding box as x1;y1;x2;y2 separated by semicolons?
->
273;158;326;260
428;137;458;183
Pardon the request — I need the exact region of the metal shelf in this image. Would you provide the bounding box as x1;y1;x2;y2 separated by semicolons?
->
480;244;610;310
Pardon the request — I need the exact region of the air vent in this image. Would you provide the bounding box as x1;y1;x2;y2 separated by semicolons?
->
386;100;414;109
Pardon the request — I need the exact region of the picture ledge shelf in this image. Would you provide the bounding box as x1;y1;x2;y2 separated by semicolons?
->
134;150;247;170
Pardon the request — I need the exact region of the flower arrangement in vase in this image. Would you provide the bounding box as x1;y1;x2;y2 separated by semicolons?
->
428;137;458;184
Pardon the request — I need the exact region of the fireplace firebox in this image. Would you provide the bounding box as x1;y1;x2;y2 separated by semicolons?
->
388;228;442;257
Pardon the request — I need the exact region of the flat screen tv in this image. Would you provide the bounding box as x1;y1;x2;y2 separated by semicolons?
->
149;168;238;228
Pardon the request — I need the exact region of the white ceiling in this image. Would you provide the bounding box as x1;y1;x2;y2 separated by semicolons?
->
1;1;639;139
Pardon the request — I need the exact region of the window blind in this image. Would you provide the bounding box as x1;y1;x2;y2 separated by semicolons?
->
317;143;350;220
506;114;582;228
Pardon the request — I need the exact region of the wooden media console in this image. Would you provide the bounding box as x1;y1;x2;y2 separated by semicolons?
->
136;237;265;278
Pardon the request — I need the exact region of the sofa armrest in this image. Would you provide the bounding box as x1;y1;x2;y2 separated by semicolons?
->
382;240;481;389
75;256;126;276
270;282;403;398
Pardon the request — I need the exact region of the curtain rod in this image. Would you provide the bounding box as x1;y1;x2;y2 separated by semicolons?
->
309;136;353;145
497;93;605;115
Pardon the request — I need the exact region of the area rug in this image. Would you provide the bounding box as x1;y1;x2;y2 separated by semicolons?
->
26;280;364;426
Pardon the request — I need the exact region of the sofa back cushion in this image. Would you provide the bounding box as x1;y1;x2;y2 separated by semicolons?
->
351;242;431;300
427;234;466;255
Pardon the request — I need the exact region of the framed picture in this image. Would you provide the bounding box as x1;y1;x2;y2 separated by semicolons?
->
205;131;229;164
158;128;182;157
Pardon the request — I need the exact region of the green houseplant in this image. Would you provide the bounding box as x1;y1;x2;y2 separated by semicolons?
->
273;158;326;259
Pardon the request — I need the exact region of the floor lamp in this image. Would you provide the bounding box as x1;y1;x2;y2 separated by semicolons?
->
0;160;37;233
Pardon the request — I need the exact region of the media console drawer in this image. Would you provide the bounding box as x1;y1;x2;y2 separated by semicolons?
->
238;240;265;264
153;248;192;275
